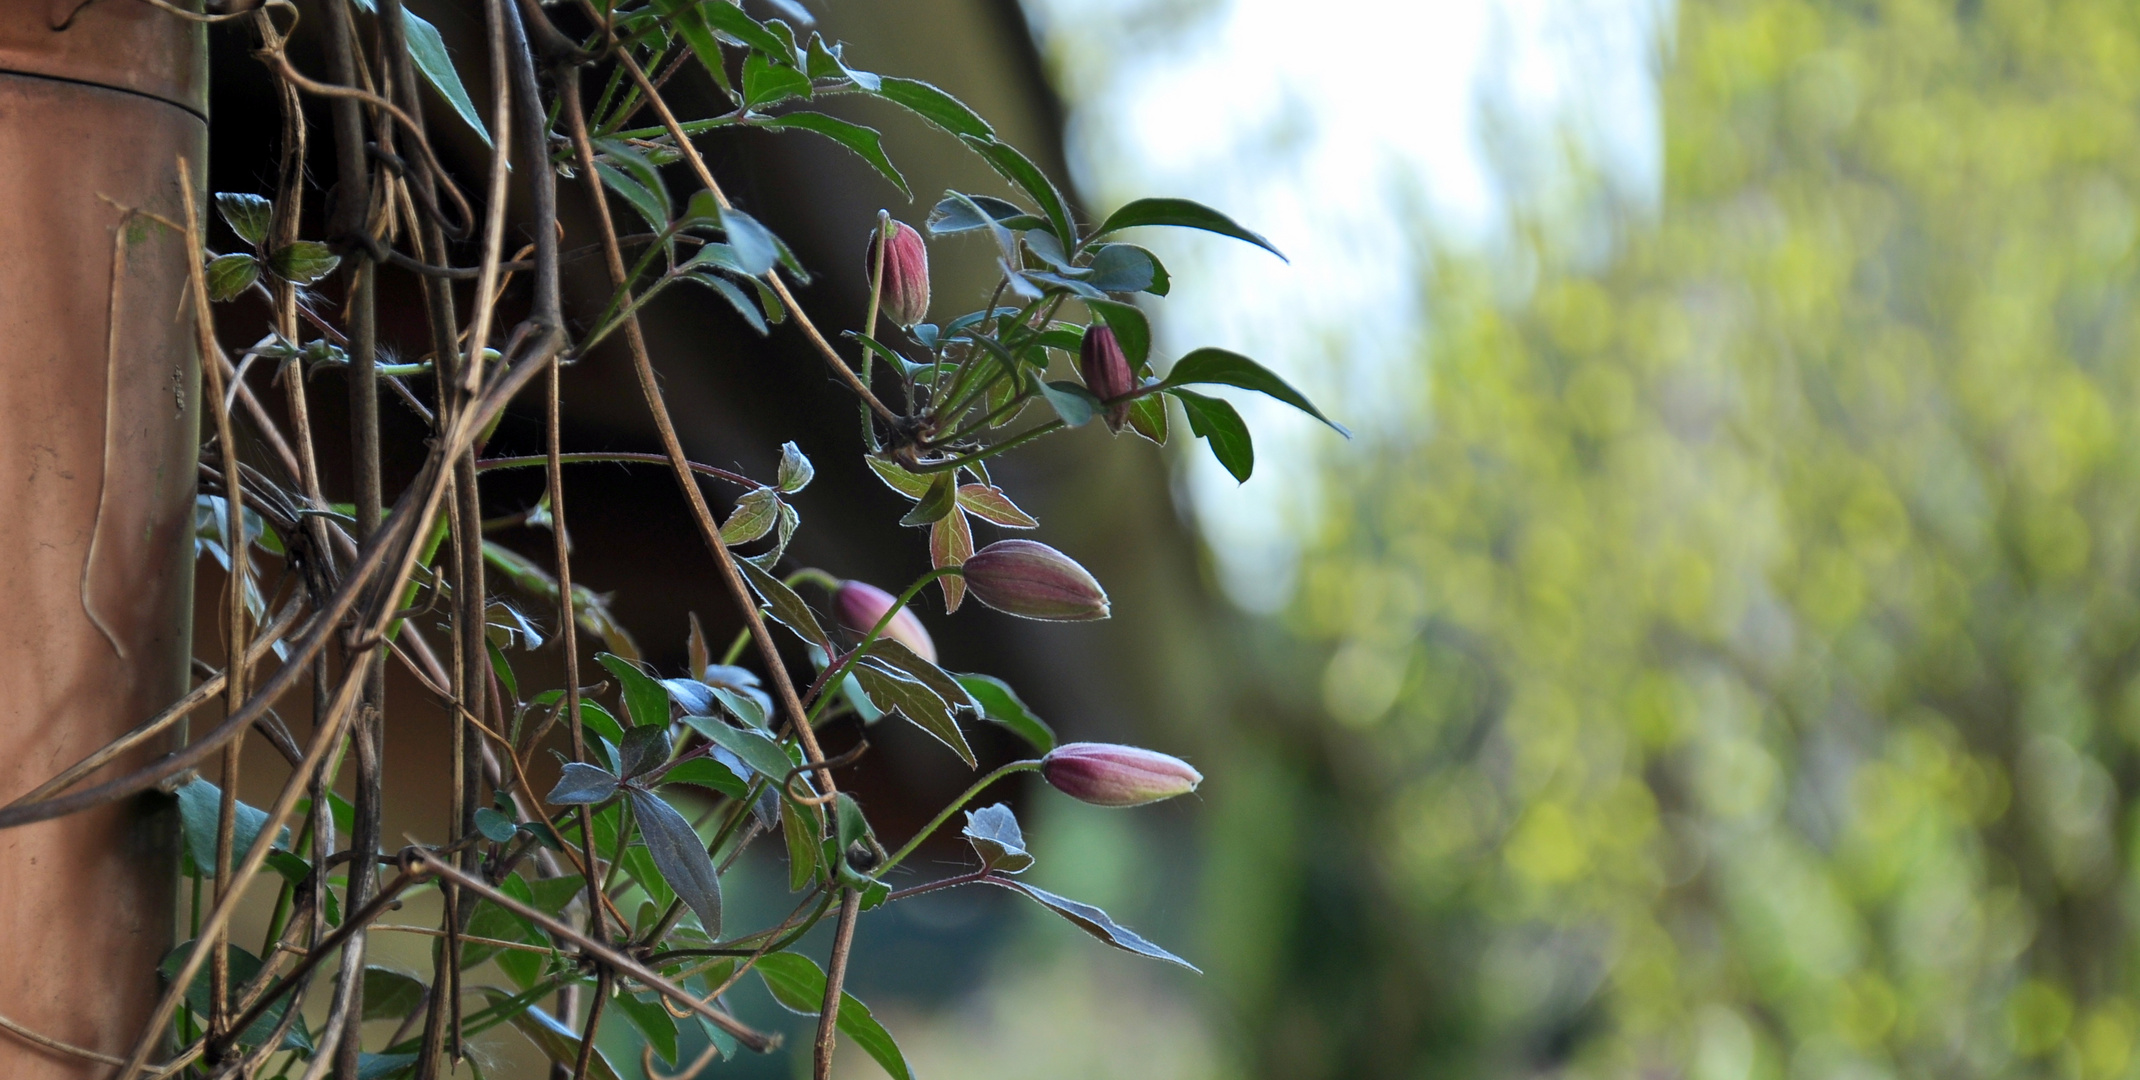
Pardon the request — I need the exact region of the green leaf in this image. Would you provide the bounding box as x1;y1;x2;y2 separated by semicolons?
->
900;471;960;526
1087;243;1169;295
625;788;723;936
953;673;1056;753
618;726;673;780
957;484;1038;528
269;241;341;286
854;659;976;766
1040;380;1102;427
926;192;1047;236
681;273;770;335
361;967;427;1022
958;135;1076;247
175;777;289;877
783;797;821;890
215;192;271;245
161;941;310;1051
485;637;519;702
399;7;489;144
1126;393;1169;445
612;991;681;1066
645;0;734;99
659;756;752;800
777;441;814;493
991;881;1201;972
1086;299;1151;374
206;253;260;302
759;112;911;198
721;486;781;544
1088;197;1283;260
804;34;880;91
866;455;933;499
486;994;623;1080
742;51;812;109
593;159;669;234
722;208;780;276
1169;388;1254;482
474;807;518;843
1165;348;1349;435
699;0;793;60
577;700;626;747
962;803;1034;873
865;638;976;712
693;722;798;789
545;762;620;806
737;558;830;648
754;953;916;1080
596;652;672;728
874;77;994;141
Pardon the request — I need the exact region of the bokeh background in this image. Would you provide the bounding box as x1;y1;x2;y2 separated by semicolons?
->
198;0;2140;1076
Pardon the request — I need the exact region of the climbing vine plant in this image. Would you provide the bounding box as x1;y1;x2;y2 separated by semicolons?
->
0;1;1340;1078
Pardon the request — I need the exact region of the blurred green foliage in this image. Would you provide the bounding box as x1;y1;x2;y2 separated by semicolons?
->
1249;1;2140;1077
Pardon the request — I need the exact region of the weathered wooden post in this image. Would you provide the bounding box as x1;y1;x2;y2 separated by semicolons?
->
0;3;205;1075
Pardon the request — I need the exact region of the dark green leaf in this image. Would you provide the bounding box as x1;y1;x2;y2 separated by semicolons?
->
900;471;959;526
400;7;489;144
754;953;915;1080
874;77;994;141
760;113;909;198
854;660;976;766
962;803;1034;873
990;880;1200;971
485;637;518;702
215;192;271;245
545;763;620;805
625;788;722;936
865;638;976;712
175;777;288;877
953;673;1056;753
1040;380;1101;427
804;34;880;90
649;0;735;99
269;241;341;286
1165;348;1349;435
777;440;814;493
659;756;751;800
596;652;672;728
1087;243;1169;295
711;685;771;729
694;721;798;788
206;253;260;302
578;700;626;747
958;135;1076;247
737;557;830;648
618;726;673;780
161;942;308;1050
1089;197;1283;261
1169;388;1254;482
361;967;427;1022
1086;299;1151;374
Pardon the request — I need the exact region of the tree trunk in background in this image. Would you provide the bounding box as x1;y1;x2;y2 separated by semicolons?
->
0;5;204;1076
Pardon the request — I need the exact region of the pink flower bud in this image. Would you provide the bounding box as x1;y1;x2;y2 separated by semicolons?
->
960;540;1110;622
833;580;937;663
866;220;931;328
1041;743;1202;807
1079;325;1135;432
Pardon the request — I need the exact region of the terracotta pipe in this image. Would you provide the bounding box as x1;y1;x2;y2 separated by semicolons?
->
0;3;205;1076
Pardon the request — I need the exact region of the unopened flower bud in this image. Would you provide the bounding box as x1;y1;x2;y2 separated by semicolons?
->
1079;325;1135;431
960;540;1110;621
833;580;936;663
1041;743;1202;807
866;220;930;328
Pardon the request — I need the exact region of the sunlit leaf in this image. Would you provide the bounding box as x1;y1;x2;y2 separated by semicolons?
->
1087;196;1282;261
953;673;1055;753
962;803;1034;873
754;952;916;1080
990;880;1200;972
1165;348;1348;435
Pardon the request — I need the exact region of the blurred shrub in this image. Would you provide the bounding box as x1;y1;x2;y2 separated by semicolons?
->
1253;1;2140;1076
